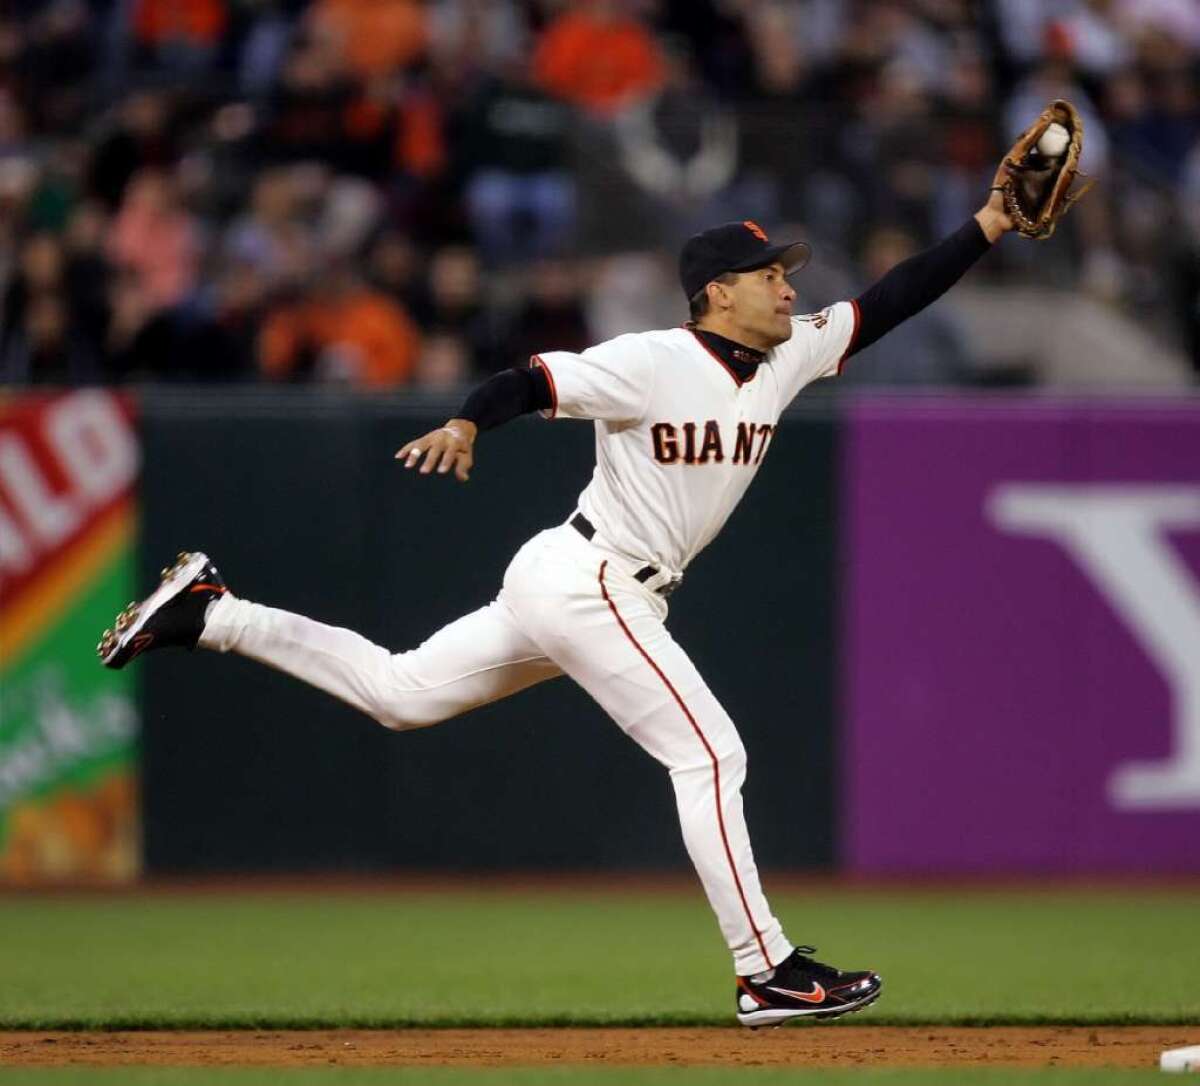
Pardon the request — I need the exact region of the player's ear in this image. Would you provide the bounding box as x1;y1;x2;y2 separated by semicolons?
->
709;278;734;312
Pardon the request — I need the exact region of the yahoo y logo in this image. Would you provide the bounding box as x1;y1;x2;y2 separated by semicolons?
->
988;485;1200;810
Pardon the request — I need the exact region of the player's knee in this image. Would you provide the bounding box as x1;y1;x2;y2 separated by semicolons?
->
375;710;415;732
373;698;444;732
358;683;441;732
715;739;748;781
668;736;747;781
363;657;456;731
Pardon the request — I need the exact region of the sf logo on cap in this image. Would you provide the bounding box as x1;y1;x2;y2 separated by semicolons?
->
743;221;768;242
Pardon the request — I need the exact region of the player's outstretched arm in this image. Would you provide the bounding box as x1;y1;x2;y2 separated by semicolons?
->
842;111;1095;364
846;215;1002;361
396;419;477;481
844;174;1023;364
393;365;554;483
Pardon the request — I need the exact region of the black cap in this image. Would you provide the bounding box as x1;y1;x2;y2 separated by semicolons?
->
679;220;811;300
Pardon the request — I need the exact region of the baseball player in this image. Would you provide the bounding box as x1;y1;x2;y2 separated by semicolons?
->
99;184;1019;1027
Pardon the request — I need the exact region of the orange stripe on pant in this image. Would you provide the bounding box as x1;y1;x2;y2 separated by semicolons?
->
597;559;773;970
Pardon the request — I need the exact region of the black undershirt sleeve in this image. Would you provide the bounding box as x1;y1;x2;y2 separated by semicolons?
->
848;218;993;359
455;365;553;432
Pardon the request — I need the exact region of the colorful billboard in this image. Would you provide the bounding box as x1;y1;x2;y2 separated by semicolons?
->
0;390;140;882
842;398;1200;873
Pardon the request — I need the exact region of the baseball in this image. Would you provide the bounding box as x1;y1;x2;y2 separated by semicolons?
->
1038;123;1069;158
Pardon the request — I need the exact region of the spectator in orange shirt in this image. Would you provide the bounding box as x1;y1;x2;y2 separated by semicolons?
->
309;0;428;79
533;0;665;117
259;265;421;388
132;0;227;73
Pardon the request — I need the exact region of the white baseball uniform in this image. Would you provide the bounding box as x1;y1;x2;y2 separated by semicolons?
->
200;301;859;975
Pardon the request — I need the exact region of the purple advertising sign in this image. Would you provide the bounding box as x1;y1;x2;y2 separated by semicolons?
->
843;397;1200;873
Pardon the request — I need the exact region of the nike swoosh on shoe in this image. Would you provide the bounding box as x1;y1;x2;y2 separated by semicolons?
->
764;982;826;1003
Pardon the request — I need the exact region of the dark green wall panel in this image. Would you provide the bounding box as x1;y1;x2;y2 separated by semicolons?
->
139;390;838;873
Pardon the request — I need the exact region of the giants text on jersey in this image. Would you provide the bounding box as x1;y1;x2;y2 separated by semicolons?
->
532;301;859;577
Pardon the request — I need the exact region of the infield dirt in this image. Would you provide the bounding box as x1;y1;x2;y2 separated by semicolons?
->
0;1028;1191;1069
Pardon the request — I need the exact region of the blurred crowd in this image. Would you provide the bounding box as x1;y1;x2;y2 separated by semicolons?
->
2;0;1198;389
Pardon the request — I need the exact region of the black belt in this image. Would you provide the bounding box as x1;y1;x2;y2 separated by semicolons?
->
571;513;679;596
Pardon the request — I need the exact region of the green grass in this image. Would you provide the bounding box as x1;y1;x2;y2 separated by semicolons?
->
0;887;1197;1028
0;1071;1176;1085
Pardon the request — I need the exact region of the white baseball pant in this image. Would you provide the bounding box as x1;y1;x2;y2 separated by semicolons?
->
200;522;794;975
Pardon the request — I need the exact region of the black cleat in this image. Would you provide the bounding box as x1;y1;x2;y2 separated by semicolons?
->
736;945;882;1028
97;551;227;669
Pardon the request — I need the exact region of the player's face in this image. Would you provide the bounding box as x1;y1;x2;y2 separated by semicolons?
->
722;264;796;349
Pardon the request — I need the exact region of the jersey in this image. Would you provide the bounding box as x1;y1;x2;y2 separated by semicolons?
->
533;301;859;577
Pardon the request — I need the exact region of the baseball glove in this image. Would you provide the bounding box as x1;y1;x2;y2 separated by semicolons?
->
991;99;1095;239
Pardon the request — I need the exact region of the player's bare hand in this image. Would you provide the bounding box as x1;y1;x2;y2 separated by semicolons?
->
395;419;477;482
975;186;1015;242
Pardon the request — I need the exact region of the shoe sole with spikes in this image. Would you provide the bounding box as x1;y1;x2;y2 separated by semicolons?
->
97;551;217;669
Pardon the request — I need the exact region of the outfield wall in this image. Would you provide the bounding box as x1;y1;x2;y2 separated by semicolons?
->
136;389;840;874
4;388;1198;878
